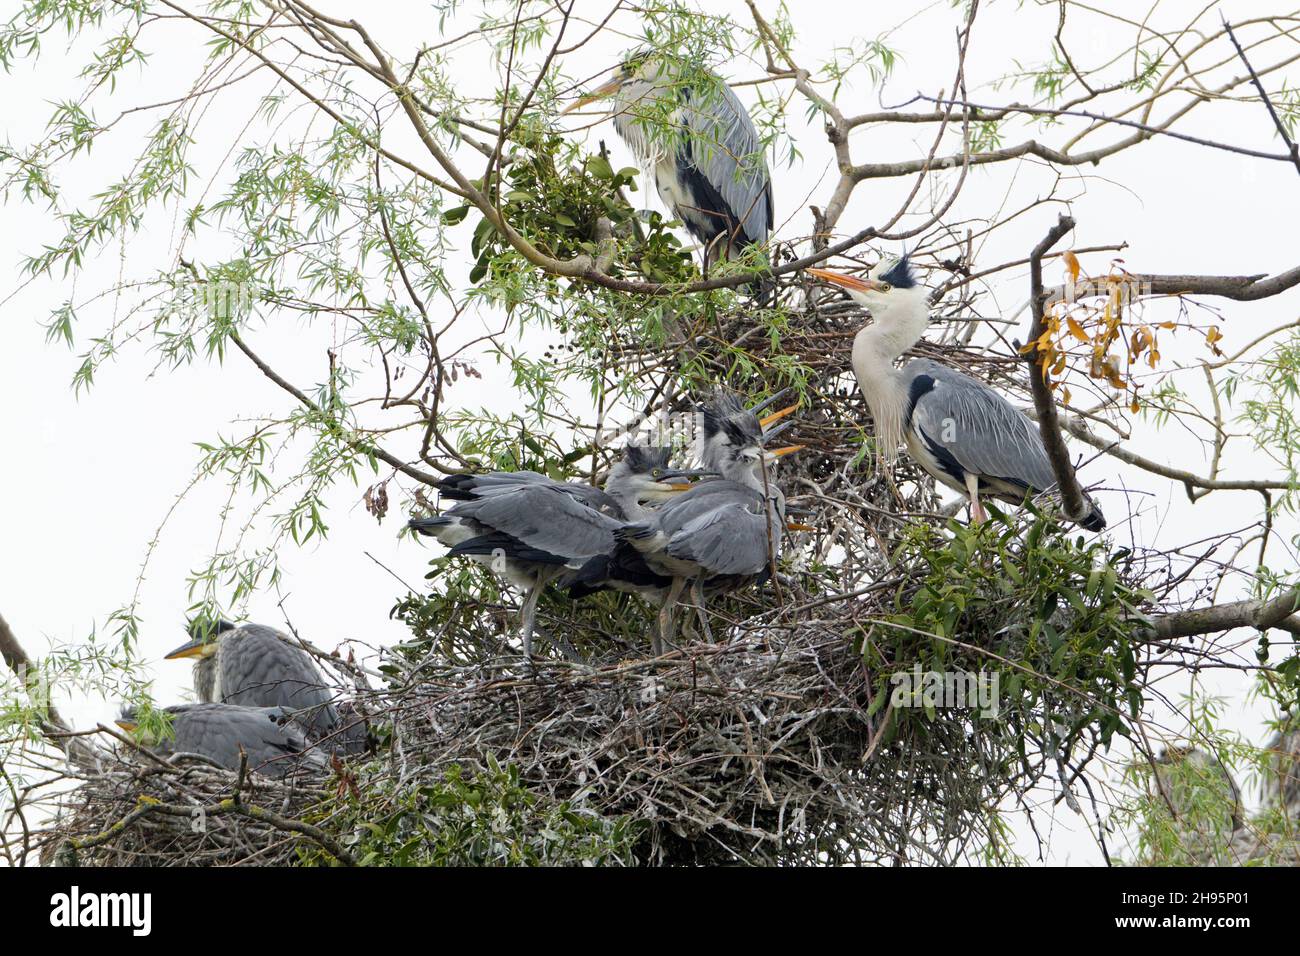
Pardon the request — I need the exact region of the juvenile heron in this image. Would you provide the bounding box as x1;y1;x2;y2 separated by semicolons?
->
807;258;1105;530
567;398;797;606
619;395;801;651
408;444;705;659
116;704;329;779
165;620;366;755
565;51;772;266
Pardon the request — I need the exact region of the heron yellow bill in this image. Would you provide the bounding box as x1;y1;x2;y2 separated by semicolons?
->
114;718;138;733
785;522;816;532
163;638;216;661
805;267;880;293
766;444;804;458
560;76;624;115
758;403;799;428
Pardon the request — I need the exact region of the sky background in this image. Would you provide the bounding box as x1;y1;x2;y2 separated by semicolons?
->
2;0;1299;864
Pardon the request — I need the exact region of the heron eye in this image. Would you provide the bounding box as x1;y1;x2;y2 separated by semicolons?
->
651;468;662;477
879;282;892;292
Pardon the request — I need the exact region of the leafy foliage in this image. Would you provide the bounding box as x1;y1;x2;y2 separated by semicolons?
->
315;757;642;866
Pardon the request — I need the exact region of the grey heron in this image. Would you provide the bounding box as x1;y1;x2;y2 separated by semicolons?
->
567;398;798;604
807;258;1106;530
408;444;706;660
565;51;773;266
116;704;330;779
165;620;367;756
618;394;801;651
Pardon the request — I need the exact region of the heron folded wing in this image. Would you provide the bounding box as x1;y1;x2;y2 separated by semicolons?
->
218;626;340;739
682;82;772;248
168;704;328;778
454;484;623;561
666;501;774;576
907;360;1057;494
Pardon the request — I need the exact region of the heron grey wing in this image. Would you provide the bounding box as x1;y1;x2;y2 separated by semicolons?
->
219;626;339;739
667;501;774;575
446;472;615;509
457;484;623;561
650;480;762;537
683;82;771;245
168;704;327;778
907;360;1058;493
652;481;776;575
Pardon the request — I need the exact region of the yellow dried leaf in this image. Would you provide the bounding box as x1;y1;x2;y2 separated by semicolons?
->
1061;386;1072;404
1063;250;1081;283
1066;316;1089;342
1130;396;1140;414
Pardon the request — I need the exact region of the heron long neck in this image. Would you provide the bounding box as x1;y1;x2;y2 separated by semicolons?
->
850;296;930;460
194;652;218;703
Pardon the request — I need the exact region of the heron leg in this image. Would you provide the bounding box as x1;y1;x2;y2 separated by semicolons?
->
655;577;686;656
964;473;988;524
691;576;714;643
519;584;541;662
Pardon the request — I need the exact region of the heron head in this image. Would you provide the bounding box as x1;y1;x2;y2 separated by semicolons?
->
562;49;678;114
607;444;711;504
807;256;925;316
165;620;230;662
699;391;802;478
114;706;162;745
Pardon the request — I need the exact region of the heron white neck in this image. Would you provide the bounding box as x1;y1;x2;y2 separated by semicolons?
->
849;292;930;460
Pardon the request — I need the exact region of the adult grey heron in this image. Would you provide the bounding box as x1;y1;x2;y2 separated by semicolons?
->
165;619;366;755
618;394;801;651
116;704;329;779
807;258;1106;530
408;444;706;660
565;51;773;266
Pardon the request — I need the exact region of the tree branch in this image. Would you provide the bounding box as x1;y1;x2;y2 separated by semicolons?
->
227;330;443;487
1045;264;1300;304
1222;17;1300;178
1026;213;1090;523
1150;586;1300;640
1060;415;1298;500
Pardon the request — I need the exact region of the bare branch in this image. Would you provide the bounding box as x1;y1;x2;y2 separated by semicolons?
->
1026;213;1090;524
1150;587;1300;640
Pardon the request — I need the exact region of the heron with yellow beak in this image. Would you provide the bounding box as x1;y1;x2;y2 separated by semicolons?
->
563;50;772;267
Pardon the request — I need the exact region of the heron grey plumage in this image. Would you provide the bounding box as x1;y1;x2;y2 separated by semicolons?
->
566;51;773;266
408;445;706;660
618;394;799;651
807;258;1106;530
165;620;367;756
116;703;330;779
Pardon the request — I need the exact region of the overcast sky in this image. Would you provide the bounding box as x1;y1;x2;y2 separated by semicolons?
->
2;0;1298;864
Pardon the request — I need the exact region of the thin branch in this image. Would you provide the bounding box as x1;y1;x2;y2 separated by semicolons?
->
1222;16;1300;177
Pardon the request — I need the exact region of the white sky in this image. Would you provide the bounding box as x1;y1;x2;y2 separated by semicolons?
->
2;0;1298;865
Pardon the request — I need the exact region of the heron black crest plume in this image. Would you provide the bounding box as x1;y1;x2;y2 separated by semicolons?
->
187;617;237;642
701;390;762;445
878;255;917;289
620;444;672;473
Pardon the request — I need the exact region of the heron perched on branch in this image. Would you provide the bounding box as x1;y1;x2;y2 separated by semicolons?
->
807;258;1106;530
408;444;708;660
565;50;773;266
619;393;801;652
116;704;330;779
165;619;366;755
